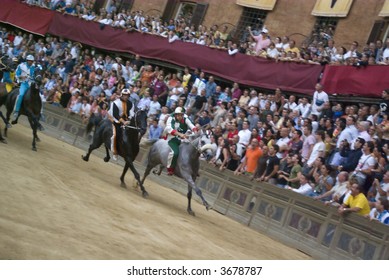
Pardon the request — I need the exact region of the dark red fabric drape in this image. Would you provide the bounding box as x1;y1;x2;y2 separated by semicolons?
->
0;0;53;36
321;65;389;98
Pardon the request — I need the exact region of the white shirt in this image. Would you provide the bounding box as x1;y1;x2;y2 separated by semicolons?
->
311;91;329;116
292;183;313;196
238;129;251;147
307;141;325;166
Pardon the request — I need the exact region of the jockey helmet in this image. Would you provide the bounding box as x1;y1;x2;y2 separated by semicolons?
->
26;55;35;61
120;88;131;96
174;107;185;115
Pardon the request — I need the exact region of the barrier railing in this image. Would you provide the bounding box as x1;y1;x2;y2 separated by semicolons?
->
37;104;389;259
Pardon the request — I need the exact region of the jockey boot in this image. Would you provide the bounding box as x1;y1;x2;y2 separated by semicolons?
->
167;167;175;176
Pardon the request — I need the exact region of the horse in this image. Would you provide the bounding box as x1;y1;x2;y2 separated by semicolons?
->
4;65;43;151
0;55;18;136
81;109;148;192
139;134;215;216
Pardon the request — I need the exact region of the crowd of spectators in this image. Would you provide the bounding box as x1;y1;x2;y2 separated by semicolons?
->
2;4;389;225
24;0;389;66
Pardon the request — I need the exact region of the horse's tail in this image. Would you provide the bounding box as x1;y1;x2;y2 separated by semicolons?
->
86;114;103;134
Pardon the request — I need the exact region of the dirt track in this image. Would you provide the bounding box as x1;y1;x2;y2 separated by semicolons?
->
0;124;311;260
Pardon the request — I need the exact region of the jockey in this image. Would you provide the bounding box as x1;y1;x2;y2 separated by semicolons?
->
12;55;35;122
164;107;198;176
107;88;135;161
1;57;18;93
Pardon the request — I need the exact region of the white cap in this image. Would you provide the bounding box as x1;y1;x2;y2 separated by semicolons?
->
26;55;34;61
174;107;184;114
261;27;269;34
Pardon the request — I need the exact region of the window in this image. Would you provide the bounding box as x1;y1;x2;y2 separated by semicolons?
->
175;2;196;25
235;7;268;42
117;0;134;11
307;17;339;45
162;1;208;28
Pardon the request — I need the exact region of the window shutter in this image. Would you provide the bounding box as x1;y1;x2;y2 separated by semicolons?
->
367;21;385;44
190;3;209;27
162;0;180;22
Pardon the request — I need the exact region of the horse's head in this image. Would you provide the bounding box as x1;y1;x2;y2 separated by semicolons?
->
135;109;148;138
0;55;16;72
33;64;43;87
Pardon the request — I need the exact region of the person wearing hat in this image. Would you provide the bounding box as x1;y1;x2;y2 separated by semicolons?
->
247;25;271;55
107;88;135;161
12;54;36;123
1;57;18;93
164;107;198;175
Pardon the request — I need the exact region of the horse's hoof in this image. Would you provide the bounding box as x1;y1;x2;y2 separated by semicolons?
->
142;190;149;198
187;209;196;216
11;120;18;125
6;124;12;129
120;181;127;188
0;139;7;144
81;155;88;162
32;147;37;151
103;157;110;162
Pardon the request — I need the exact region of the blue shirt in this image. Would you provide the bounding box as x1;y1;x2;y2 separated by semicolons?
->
149;124;163;140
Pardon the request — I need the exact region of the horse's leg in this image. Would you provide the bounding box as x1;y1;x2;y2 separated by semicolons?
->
0;111;11;128
186;176;211;213
81;138;102;161
123;158;149;197
103;137;111;162
120;162;129;188
0;129;7;144
32;116;40;142
28;116;38;151
4;109;11;137
187;183;194;216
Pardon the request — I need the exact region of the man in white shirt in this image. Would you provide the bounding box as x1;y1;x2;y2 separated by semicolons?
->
276;127;290;159
307;130;325;168
286;173;313;196
238;121;251;147
311;83;329;116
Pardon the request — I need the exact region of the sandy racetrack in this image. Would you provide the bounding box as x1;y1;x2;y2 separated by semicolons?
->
0;124;311;260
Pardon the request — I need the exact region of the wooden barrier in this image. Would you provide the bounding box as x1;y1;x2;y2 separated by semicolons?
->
38;104;389;260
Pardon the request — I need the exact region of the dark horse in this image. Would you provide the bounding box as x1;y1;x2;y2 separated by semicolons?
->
82;110;148;193
0;55;18;143
4;66;43;151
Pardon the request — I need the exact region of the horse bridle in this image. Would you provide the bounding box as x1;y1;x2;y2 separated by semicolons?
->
122;109;144;131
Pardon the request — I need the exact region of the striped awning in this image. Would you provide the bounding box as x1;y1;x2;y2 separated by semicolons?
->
311;0;354;17
379;0;389;17
236;0;277;11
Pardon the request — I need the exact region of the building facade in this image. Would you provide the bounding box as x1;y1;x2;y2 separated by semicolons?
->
100;0;389;49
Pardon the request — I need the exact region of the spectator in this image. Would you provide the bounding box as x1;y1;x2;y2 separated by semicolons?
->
311;83;329;117
234;138;262;176
367;197;389;225
338;181;370;216
286;173;314;196
148;117;163;141
258;144;280;183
